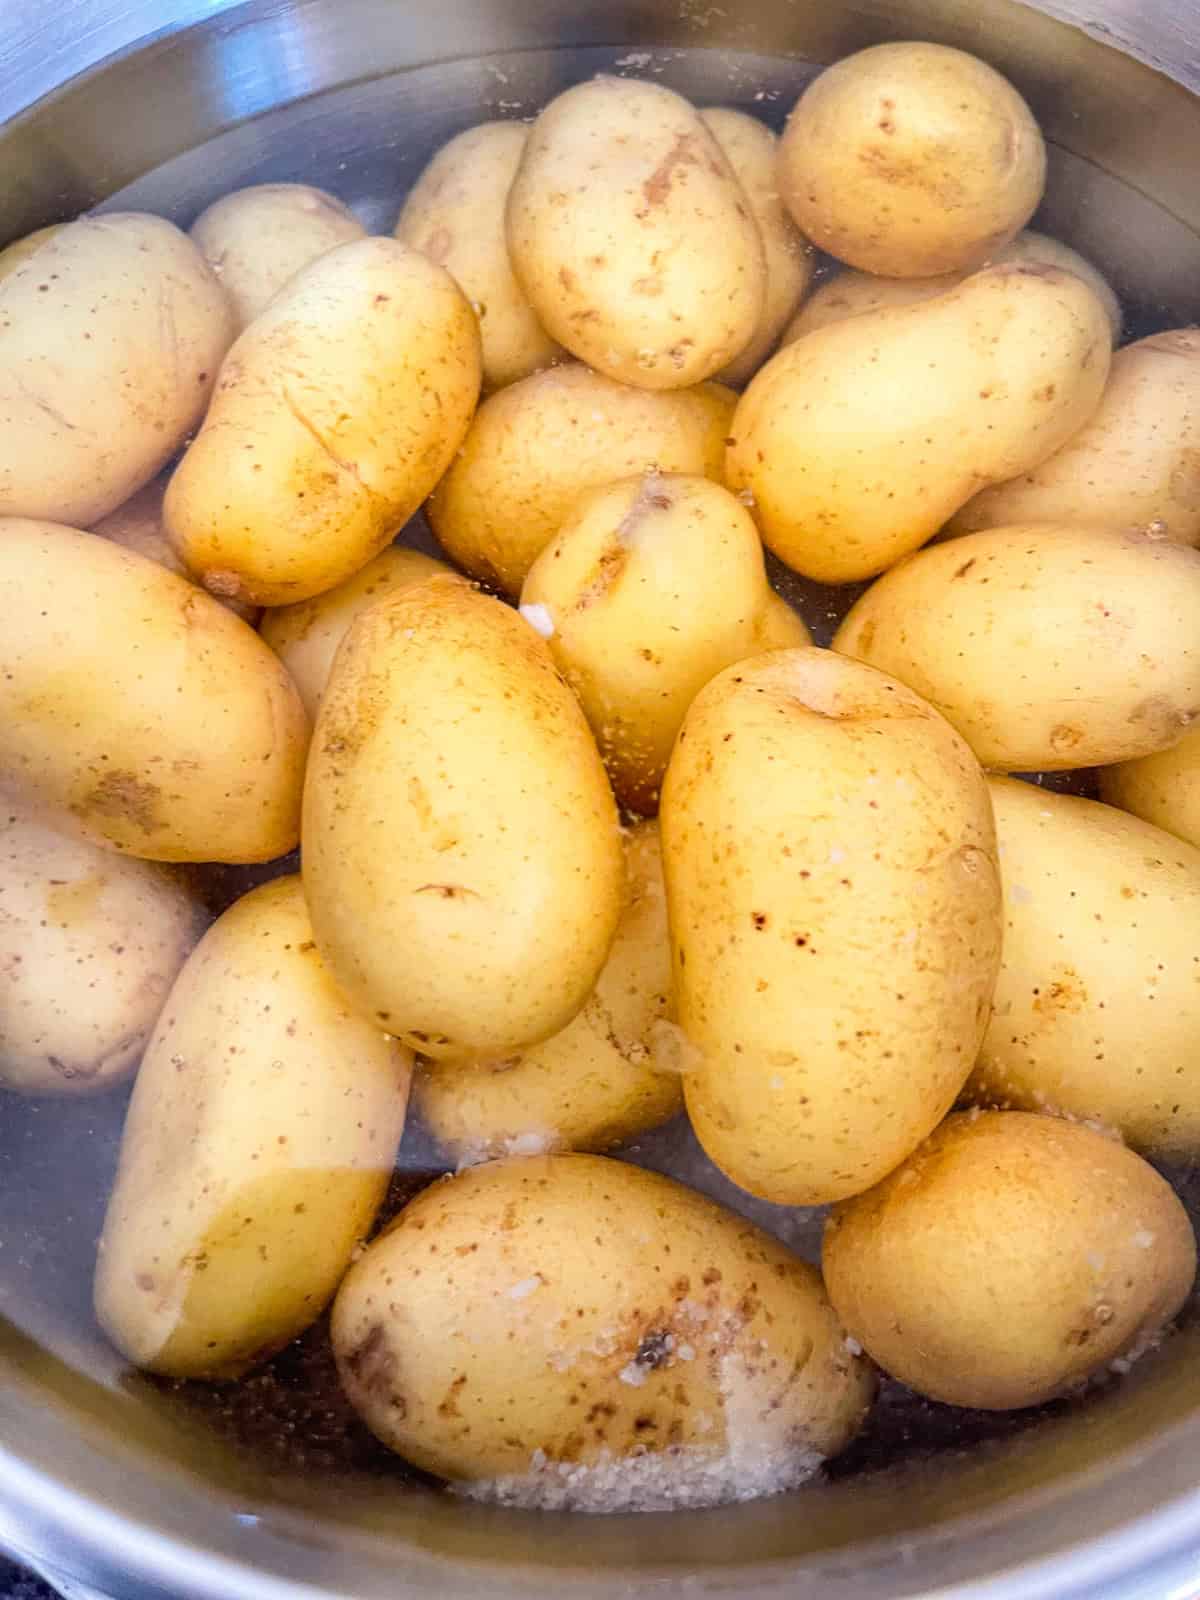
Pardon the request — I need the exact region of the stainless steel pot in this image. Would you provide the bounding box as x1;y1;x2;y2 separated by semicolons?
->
4;2;1200;1596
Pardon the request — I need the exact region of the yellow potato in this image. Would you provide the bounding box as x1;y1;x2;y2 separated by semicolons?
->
0;796;206;1095
165;237;481;607
520;472;813;814
779;42;1045;277
756;591;813;651
395;122;564;391
0;213;235;526
660;647;1001;1206
824;1111;1196;1410
95;875;412;1379
507;76;765;390
727;264;1111;583
415;820;680;1159
0;224;64;282
303;577;623;1061
332;1153;874;1501
834;525;1200;771
427;363;736;595
1101;724;1200;851
0;520;308;862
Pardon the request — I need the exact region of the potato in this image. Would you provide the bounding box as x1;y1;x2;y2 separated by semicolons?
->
726;265;1111;583
164;238;481;607
0;796;206;1095
0;520;308;862
506;77;765;390
332;1153;874;1501
824;1111;1196;1410
0;213;235;526
0;224;64;282
520;472;812;814
94;875;411;1379
778;42;1045;278
1100;725;1200;851
303;577;623;1061
395;122;563;391
260;544;449;718
427;364;736;595
190;182;366;330
834;525;1200;771
700;109;813;387
660;647;1001;1206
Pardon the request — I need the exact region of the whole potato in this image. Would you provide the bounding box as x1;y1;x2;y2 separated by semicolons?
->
95;875;412;1379
1101;724;1200;851
395;122;564;391
427;363;736;595
165;238;481;607
506;76;765;390
660;648;1001;1206
0;796;206;1095
303;577;624;1061
0;213;235;526
778;42;1045;278
332;1153;874;1502
834;525;1200;771
727;264;1111;583
0;520;308;862
520;472;812;815
824;1111;1196;1410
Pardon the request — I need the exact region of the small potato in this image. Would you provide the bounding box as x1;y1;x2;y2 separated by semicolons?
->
165;238;481;607
1101;725;1200;851
0;520;308;862
727;265;1111;583
415;821;681;1159
427;364;736;595
507;77;766;390
520;472;812;814
395;122;564;391
779;42;1045;278
303;577;623;1061
0;797;206;1095
661;648;1001;1206
824;1111;1196;1410
0;213;235;526
95;875;412;1379
332;1153;874;1502
834;525;1200;771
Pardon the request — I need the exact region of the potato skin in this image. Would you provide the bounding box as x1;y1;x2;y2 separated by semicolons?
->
94;875;412;1379
1101;724;1200;851
165;237;481;606
824;1111;1196;1410
303;577;623;1061
834;525;1200;771
0;225;65;282
660;647;1001;1206
779;42;1045;278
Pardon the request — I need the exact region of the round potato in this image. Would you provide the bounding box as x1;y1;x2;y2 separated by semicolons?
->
427;364;736;595
0;224;64;282
0;520;308;862
660;647;1001;1206
778;42;1045;278
395;122;563;391
1100;724;1200;851
506;76;765;390
0;213;235;526
824;1111;1196;1410
332;1153;874;1503
95;875;412;1379
303;576;624;1061
520;472;812;814
834;525;1200;771
164;237;481;607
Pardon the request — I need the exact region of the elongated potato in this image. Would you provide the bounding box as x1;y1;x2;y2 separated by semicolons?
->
332;1154;874;1501
727;265;1111;583
834;525;1200;771
0;520;308;862
165;238;481;607
661;648;1001;1206
303;577;623;1060
1101;724;1200;850
95;876;411;1379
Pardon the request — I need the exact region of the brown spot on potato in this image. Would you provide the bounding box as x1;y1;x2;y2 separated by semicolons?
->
78;770;163;834
642;132;702;207
954;558;977;579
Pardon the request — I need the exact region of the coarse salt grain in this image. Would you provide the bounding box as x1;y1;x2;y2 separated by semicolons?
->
508;1276;542;1300
519;603;555;639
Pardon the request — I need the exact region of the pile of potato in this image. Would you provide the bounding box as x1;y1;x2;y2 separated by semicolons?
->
2;38;1199;1513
